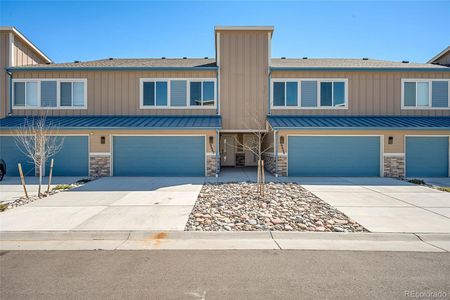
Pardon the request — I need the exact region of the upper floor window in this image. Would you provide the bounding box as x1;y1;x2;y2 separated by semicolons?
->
271;79;348;109
13;79;87;109
140;78;216;108
402;79;449;109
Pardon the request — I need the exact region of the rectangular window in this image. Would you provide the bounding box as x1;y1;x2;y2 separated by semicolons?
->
13;82;26;106
41;81;57;107
141;79;215;108
320;82;333;106
60;82;72;106
190;82;202;106
273;82;285;106
301;81;317;107
402;79;450;109
13;81;39;107
12;79;87;109
286;82;298;106
273;81;298;107
171;80;187;107
143;82;155;106
202;81;215;106
272;79;347;109
156;82;168;106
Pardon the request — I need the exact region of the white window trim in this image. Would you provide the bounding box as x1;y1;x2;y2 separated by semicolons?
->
139;78;217;109
401;79;450;110
271;78;349;110
12;78;88;109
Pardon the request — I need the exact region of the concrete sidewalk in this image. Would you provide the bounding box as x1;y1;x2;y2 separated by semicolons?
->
1;231;449;252
0;177;202;231
296;177;450;234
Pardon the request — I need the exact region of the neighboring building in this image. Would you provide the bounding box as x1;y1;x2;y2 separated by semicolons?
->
0;26;449;178
428;46;450;66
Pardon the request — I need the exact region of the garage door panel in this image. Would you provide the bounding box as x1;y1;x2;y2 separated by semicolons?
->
0;136;35;177
113;136;205;176
406;137;449;177
45;136;89;176
288;136;381;177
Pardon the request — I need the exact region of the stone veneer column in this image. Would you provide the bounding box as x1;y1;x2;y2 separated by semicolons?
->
206;154;217;177
262;153;287;177
89;153;111;177
383;153;405;178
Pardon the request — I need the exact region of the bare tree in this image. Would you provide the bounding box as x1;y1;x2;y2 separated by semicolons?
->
15;115;64;197
225;116;272;196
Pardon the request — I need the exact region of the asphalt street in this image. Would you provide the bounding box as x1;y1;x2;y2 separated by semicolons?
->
1;250;449;299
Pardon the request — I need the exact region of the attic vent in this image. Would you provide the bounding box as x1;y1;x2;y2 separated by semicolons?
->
183;57;187;59
402;60;409;63
281;57;286;59
109;57;114;60
362;58;368;60
204;57;208;59
74;60;80;63
161;57;166;59
302;57;308;59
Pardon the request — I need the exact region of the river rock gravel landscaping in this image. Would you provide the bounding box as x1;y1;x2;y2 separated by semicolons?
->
185;182;368;232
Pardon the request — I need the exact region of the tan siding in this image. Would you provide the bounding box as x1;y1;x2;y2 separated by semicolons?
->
434;51;450;66
13;37;47;66
218;30;269;130
278;130;450;154
0;32;10;118
271;71;450;116
11;70;217;116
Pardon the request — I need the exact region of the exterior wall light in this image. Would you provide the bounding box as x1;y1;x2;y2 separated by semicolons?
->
388;136;394;144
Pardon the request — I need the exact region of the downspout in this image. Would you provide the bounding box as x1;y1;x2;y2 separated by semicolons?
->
215;129;220;177
267;71;271;115
7;71;13;115
274;130;278;177
216;70;219;115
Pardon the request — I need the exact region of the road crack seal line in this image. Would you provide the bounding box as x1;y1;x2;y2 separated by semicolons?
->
414;233;448;253
269;231;282;250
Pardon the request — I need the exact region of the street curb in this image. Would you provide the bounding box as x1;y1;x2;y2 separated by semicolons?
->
1;231;449;252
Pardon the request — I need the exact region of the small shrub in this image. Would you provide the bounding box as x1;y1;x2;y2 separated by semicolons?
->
437;187;450;193
0;203;8;212
408;179;426;185
53;184;72;191
76;178;91;184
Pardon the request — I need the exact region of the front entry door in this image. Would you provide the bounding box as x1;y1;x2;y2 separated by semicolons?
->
220;135;236;166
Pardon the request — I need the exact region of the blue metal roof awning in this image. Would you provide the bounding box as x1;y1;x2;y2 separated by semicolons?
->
0;115;221;130
267;116;450;130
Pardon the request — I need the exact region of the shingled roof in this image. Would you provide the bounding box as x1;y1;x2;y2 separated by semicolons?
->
270;58;450;70
9;58;217;70
8;57;450;71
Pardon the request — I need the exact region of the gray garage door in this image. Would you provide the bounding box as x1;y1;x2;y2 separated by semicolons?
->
113;136;205;176
406;136;449;177
0;135;35;177
288;136;381;177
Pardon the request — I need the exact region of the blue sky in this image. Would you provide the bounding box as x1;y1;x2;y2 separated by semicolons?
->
1;1;449;63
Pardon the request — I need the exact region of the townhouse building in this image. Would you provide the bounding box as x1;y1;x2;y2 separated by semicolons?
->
1;26;449;178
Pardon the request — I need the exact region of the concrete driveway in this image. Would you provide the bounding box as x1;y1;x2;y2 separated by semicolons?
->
297;177;450;234
0;176;83;203
0;177;203;231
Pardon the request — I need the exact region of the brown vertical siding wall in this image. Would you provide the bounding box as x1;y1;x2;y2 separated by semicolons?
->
218;30;270;130
13;37;47;66
0;32;9;118
271;71;450;116
11;70;217;116
434;51;450;66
